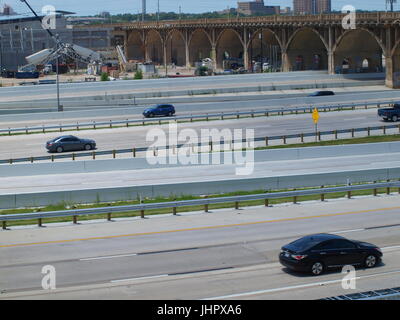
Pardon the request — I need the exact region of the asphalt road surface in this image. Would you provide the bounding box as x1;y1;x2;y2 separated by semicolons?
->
0;109;387;160
1;196;399;299
0;71;384;103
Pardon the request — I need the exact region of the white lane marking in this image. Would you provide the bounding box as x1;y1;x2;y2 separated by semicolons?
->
110;274;169;283
79;253;138;261
203;270;400;300
331;229;366;234
382;245;400;252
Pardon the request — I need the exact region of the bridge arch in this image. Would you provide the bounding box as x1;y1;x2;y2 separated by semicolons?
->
286;28;329;71
166;29;186;66
126;31;145;61
189;29;213;66
333;28;386;73
216;29;244;69
247;29;282;72
145;30;164;65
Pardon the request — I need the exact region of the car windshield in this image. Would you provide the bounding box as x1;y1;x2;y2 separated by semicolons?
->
287;236;324;251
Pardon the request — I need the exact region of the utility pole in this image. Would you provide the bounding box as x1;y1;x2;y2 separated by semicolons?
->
157;0;160;21
387;0;397;12
142;0;146;21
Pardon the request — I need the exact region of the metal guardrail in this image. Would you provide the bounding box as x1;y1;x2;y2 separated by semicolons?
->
2;121;400;165
0;99;396;136
1;181;399;229
322;287;400;300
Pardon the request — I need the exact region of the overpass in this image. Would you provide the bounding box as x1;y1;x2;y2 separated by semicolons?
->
106;12;400;88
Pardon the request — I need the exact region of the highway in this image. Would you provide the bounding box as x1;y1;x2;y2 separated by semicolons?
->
0;109;388;160
1;195;400;299
0;144;399;195
0;71;385;103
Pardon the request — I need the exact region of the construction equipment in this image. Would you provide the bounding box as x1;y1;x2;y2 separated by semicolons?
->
116;45;136;73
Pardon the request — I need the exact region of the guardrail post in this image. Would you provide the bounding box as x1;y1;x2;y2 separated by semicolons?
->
251;111;255;118
265;137;269;146
42;126;45;134
2;221;6;230
77;123;79;131
8;128;10;135
321;186;325;201
373;182;378;196
133;148;136;158
25;127;28;134
209;141;213;152
126;120;129;128
265;199;269;207
398;124;400;133
235;201;239;210
60;124;62;132
113;150;116;159
109;120;112;129
73;216;78;224
351;129;355;138
140;210;145;219
334;130;338;140
107;212;112;221
206;114;209;121
347;188;352;199
368;127;371;137
92;152;96;160
30;157;33;163
9;159;12;165
300;133;304;143
283;136;287;144
383;126;386;135
38;218;42;227
72;153;75;161
51;155;54;162
387;180;391;195
318;132;321;141
173;206;177;215
93;122;96;130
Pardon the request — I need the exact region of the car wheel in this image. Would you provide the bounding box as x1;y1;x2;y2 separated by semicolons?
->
392;115;398;122
364;254;378;268
84;144;92;151
310;261;324;276
56;146;63;153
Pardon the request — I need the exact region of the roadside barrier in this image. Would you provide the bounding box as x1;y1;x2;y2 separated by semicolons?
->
1;181;399;229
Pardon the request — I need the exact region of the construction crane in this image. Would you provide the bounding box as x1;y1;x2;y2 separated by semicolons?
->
19;0;102;111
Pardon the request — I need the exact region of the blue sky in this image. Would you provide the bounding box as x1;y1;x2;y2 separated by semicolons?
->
6;1;393;16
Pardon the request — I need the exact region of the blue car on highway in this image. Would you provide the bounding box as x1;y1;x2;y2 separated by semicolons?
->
143;104;176;118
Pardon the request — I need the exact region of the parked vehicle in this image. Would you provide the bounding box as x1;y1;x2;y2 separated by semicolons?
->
378;103;400;122
308;90;335;97
46;135;96;153
143;104;176;118
279;234;382;276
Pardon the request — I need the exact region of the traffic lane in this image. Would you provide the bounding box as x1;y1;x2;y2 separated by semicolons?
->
0;87;395;128
1;207;400;297
0;109;384;160
1;151;399;194
0;71;371;100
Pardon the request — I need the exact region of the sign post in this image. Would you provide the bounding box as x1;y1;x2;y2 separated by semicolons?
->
312;107;320;142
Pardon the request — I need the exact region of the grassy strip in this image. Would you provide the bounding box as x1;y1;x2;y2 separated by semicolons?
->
2;185;398;228
258;134;400;150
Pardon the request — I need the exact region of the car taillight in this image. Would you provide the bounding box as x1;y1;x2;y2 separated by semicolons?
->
291;255;307;260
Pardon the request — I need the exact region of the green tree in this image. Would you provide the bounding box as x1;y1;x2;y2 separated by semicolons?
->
100;72;110;81
134;69;143;80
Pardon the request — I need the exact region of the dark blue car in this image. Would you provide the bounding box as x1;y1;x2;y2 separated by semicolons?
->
143;104;176;118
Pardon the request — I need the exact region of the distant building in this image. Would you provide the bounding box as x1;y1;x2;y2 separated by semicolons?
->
293;0;331;15
237;0;280;16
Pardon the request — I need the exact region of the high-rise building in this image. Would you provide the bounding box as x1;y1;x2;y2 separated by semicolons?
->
293;0;331;15
237;0;280;16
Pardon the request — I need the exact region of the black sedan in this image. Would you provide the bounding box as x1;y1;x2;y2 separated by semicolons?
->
46;135;96;153
279;234;382;276
308;90;335;97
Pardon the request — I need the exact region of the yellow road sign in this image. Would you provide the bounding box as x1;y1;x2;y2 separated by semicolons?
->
312;108;320;124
